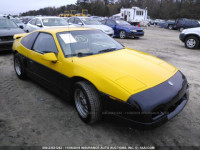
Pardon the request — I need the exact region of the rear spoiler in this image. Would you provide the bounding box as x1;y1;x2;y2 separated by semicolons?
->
13;33;28;40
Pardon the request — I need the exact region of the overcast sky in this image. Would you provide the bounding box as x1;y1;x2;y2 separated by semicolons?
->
0;0;76;15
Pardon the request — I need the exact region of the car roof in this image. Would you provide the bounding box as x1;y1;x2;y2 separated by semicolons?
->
33;16;61;19
36;27;96;34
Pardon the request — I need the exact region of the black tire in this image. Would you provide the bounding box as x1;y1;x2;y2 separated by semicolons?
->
168;25;173;30
14;53;26;80
185;36;199;49
119;30;127;39
74;81;102;124
26;30;29;33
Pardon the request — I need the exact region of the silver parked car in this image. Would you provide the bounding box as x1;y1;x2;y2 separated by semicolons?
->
179;27;200;49
68;17;114;36
25;17;72;33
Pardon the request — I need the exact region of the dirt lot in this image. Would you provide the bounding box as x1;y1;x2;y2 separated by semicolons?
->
0;27;200;148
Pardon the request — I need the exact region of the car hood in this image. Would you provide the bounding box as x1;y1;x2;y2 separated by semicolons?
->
0;28;25;36
72;48;178;94
84;25;113;31
184;27;200;33
118;25;142;30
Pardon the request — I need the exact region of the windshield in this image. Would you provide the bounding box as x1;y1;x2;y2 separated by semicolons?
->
57;30;124;57
81;18;102;25
42;18;68;26
11;19;22;24
0;19;18;28
116;20;130;25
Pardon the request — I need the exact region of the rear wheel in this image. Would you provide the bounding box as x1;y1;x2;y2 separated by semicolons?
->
168;25;173;30
74;81;102;124
185;36;199;49
119;30;127;39
14;53;26;79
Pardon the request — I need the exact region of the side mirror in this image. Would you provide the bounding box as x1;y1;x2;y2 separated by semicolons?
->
42;53;57;63
19;25;24;29
36;24;43;27
78;22;83;26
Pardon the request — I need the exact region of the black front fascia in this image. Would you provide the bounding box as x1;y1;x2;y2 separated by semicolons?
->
127;71;188;123
128;71;187;112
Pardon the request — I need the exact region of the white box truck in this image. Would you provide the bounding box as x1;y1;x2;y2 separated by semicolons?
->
120;7;148;25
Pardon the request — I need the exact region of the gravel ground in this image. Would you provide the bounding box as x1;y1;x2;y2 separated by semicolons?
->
0;27;199;149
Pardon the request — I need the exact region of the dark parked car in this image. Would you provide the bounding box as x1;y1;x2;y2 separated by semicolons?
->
176;19;200;32
101;19;144;39
0;18;25;51
157;20;166;28
164;20;176;30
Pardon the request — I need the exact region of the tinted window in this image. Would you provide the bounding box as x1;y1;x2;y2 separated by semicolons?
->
21;32;39;49
33;33;57;54
106;20;116;26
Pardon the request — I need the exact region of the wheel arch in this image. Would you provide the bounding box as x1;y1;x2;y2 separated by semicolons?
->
70;76;99;93
183;34;200;42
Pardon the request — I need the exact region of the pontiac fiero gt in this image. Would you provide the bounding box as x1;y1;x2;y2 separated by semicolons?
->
12;27;189;127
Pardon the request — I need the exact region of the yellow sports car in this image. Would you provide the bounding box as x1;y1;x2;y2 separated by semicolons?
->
12;27;189;127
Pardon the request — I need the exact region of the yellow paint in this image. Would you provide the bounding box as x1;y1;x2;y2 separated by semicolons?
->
13;28;178;102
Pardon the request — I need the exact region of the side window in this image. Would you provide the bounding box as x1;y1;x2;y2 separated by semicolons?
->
74;18;82;24
21;32;39;49
33;33;58;54
68;18;74;24
192;21;199;26
30;19;36;25
36;19;42;25
106;20;116;26
101;20;106;24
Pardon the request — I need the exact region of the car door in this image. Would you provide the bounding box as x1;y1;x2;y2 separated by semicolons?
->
106;20;117;34
27;32;63;92
106;20;116;29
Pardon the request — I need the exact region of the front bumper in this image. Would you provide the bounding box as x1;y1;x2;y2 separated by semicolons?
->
179;33;186;42
0;41;13;51
128;31;144;38
102;71;189;128
103;30;114;37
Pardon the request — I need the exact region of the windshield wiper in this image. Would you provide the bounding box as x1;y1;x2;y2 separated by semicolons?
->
77;52;94;57
98;48;117;53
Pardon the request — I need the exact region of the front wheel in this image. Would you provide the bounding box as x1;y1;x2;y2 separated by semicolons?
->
185;36;199;49
74;81;102;124
119;30;127;39
14;53;26;79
